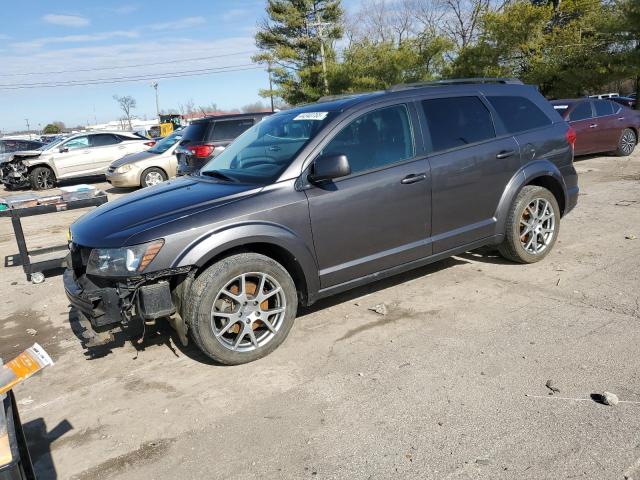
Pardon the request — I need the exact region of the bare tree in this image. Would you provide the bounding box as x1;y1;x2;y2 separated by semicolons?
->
241;101;268;113
113;95;137;130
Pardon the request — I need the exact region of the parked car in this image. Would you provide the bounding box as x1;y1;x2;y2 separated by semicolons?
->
610;96;636;109
0;131;153;190
551;98;640;156
106;131;183;188
65;78;578;365
0;138;44;164
175;112;272;176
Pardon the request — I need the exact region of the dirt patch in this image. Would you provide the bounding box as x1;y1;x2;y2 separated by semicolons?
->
0;308;66;360
71;438;175;480
123;379;178;395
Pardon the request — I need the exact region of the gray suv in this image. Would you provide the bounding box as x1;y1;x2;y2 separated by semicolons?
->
65;79;579;365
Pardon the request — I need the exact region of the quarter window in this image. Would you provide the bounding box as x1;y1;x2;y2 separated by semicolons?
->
421;97;495;153
322;105;414;175
212;119;255;141
569;102;592;121
487;96;551;133
594;100;614;117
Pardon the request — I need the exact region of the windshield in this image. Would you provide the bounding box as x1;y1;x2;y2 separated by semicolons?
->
200;110;336;184
39;138;66;151
148;131;183;154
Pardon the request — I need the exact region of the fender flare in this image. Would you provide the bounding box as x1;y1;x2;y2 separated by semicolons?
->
494;160;568;236
173;221;320;300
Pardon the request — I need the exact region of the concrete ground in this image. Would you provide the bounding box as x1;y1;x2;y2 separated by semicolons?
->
0;153;639;480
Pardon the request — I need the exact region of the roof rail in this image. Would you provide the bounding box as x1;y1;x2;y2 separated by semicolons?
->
388;78;523;92
316;91;381;103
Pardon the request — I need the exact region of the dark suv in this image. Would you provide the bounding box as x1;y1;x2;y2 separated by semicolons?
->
175;112;272;176
65;78;579;365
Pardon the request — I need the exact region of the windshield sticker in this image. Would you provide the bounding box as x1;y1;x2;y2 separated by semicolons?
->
294;112;329;121
553;105;569;110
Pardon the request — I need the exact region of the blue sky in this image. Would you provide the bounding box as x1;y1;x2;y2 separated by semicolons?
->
0;0;358;133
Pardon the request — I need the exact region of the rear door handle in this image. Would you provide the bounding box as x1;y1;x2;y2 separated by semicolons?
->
618;117;625;121
401;173;427;184
496;150;516;159
268;145;281;151
589;124;598;128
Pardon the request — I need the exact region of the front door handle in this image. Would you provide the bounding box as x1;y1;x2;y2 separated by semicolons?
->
401;173;427;184
589;124;598;128
268;145;281;151
496;150;516;159
618;117;625;121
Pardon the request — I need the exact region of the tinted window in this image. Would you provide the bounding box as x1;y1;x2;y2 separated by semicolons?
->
91;134;120;147
594;100;614;117
487;96;551;133
212;119;255;141
569;102;592;121
422;97;495;152
64;136;90;150
180;123;208;144
323;105;414;175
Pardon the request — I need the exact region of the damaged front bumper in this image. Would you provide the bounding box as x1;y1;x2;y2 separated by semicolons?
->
63;265;190;335
0;159;29;188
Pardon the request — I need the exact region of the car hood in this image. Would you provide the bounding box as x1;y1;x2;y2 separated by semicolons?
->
110;150;158;168
71;176;262;248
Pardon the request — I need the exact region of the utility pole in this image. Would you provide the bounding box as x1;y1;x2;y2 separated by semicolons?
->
151;82;160;119
25;118;30;132
310;5;330;95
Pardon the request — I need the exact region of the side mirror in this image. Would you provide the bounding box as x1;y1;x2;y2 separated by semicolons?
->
309;154;351;183
58;147;69;153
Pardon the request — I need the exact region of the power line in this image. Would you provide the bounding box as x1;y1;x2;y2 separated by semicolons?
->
0;50;258;77
0;65;264;90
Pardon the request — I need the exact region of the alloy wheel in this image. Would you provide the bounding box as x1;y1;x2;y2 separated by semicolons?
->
620;130;636;155
519;198;556;255
210;272;287;353
144;171;164;187
36;169;54;189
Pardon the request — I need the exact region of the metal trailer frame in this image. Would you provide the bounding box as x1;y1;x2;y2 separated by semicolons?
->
1;194;108;283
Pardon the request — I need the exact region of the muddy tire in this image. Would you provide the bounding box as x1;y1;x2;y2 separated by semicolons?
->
186;253;298;365
29;166;56;190
140;167;167;188
615;128;636;156
498;185;560;264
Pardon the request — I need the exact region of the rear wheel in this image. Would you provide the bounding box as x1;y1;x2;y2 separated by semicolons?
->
186;253;298;365
616;128;636;156
498;185;560;264
29;166;56;190
140;167;167;188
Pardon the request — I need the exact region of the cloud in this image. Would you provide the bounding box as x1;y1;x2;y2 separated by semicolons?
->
223;8;249;22
11;31;139;50
42;14;90;28
112;4;139;14
0;34;11;40
149;16;206;31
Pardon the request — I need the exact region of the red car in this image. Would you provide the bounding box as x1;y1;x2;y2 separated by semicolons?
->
551;98;639;156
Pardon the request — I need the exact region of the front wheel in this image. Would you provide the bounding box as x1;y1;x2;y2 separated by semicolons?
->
186;253;298;365
616;128;636;156
29;166;56;190
498;185;560;264
140;167;167;188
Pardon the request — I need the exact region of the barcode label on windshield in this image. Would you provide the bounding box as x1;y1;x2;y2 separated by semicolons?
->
294;112;329;121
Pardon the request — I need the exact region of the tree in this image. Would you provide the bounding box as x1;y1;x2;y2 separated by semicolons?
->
113;95;137;130
42;121;65;134
254;0;344;104
241;101;269;112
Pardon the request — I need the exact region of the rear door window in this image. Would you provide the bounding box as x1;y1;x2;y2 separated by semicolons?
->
211;119;255;141
594;100;614;117
486;96;551;133
569;102;593;121
421;97;495;152
91;134;121;147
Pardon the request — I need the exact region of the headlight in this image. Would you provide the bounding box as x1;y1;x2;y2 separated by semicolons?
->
116;164;133;174
86;240;164;276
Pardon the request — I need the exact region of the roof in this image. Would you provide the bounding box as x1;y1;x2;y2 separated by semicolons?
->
189;111;273;124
